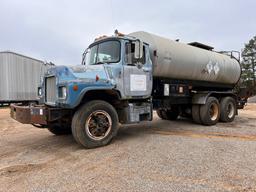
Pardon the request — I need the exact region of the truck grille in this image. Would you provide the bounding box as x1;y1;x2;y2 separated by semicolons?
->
45;76;56;104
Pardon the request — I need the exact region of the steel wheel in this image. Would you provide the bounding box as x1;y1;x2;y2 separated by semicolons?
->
85;110;112;141
209;102;219;121
72;100;119;148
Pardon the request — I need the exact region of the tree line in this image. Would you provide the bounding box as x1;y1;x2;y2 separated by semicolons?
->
237;36;256;97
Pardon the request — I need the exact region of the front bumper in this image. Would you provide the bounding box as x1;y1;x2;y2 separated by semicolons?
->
10;104;48;125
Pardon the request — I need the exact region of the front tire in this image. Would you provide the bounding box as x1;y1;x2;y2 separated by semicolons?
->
72;100;119;148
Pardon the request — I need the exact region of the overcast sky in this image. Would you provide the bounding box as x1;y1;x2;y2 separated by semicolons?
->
0;0;255;65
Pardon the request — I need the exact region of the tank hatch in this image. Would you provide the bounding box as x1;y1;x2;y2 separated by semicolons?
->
188;42;214;51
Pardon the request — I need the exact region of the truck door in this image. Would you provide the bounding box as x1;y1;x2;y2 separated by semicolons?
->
123;41;152;98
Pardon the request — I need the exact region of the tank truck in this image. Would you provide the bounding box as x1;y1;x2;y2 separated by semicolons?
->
10;31;243;148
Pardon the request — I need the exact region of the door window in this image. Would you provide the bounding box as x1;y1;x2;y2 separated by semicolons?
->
125;42;146;64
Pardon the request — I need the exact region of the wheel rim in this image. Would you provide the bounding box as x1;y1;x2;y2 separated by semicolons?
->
227;102;235;119
209;103;219;121
85;110;112;141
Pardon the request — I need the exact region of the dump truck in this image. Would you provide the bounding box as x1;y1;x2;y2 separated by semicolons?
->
10;31;244;148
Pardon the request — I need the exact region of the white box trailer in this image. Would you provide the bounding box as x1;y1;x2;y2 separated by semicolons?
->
0;51;52;105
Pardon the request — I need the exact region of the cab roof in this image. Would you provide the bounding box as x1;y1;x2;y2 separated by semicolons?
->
90;32;148;48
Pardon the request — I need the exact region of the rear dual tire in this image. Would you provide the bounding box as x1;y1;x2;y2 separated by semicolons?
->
199;97;220;126
192;105;201;124
220;97;236;122
192;96;236;125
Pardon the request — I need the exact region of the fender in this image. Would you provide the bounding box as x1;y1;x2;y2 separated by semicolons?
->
192;91;236;105
72;85;120;108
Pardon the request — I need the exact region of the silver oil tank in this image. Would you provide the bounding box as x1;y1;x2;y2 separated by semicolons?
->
129;31;241;85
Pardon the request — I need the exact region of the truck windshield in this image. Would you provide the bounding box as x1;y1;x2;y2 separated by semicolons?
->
85;40;120;65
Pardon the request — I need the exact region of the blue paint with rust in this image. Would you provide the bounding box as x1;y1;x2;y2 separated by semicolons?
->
43;63;117;109
40;39;131;109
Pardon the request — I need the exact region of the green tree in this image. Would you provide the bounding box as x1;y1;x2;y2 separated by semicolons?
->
241;36;256;89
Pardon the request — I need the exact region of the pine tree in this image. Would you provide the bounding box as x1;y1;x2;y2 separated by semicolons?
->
241;36;256;89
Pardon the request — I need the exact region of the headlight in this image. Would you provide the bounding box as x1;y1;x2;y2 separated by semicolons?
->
58;86;67;99
38;87;42;96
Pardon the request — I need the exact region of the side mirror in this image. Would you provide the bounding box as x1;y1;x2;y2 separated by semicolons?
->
134;40;143;59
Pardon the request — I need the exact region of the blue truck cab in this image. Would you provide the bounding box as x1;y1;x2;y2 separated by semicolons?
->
11;31;153;148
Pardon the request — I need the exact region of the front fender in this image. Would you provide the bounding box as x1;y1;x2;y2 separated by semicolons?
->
73;85;116;108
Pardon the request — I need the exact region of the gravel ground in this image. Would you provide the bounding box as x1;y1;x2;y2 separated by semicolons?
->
248;96;256;103
1;104;256;192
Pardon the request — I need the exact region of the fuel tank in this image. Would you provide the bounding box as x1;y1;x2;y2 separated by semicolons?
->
129;31;241;86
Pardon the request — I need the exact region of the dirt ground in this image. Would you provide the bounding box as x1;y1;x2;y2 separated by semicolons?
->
248;96;256;103
1;105;256;192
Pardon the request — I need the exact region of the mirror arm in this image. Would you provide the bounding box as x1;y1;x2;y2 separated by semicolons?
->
82;50;88;65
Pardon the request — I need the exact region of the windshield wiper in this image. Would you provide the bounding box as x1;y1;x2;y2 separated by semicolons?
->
94;61;105;65
94;60;117;65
